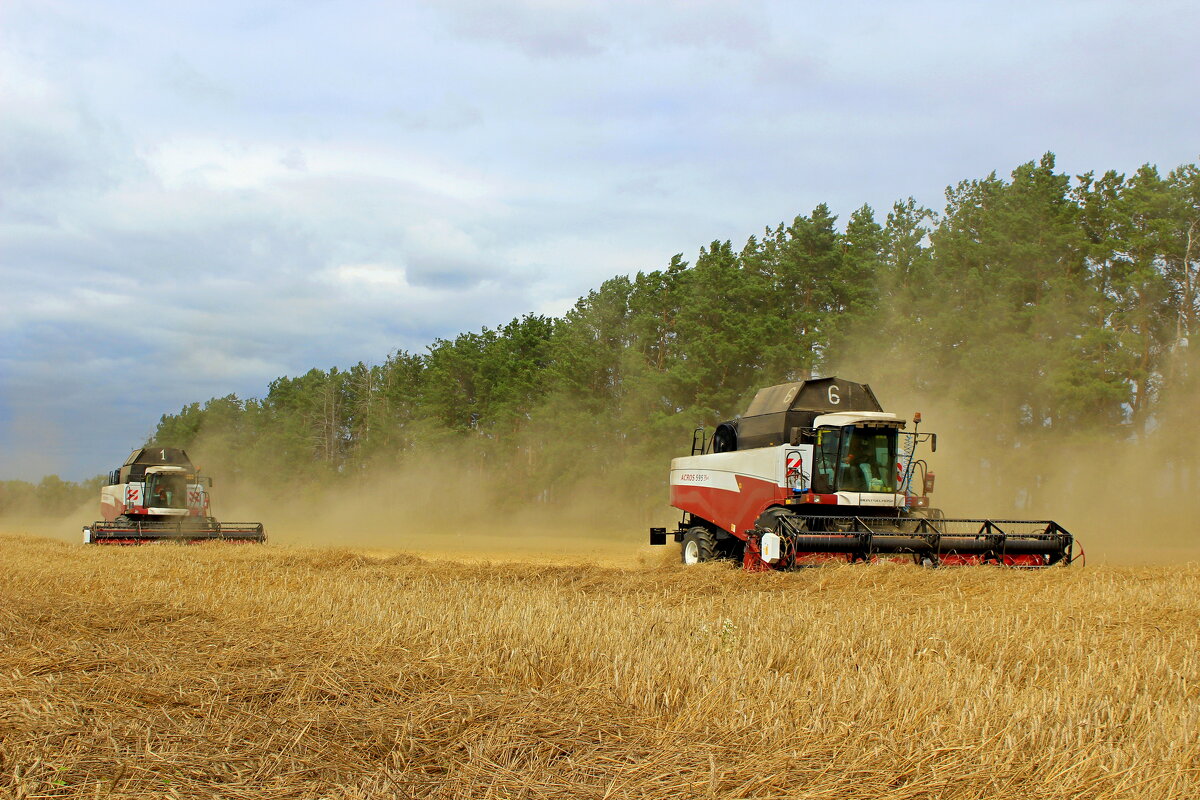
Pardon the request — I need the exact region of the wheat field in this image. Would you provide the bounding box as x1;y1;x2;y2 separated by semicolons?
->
1;533;1197;799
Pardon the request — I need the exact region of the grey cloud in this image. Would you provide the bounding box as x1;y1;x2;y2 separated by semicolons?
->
1;126;89;190
0;118;544;477
432;1;611;57
427;0;767;57
0;114;134;195
386;104;485;133
161;52;234;107
279;148;307;172
402;256;498;290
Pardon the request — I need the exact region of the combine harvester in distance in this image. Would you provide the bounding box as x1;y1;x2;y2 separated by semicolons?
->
649;378;1075;569
82;447;265;545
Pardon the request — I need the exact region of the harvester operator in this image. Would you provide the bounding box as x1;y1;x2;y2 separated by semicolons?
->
840;444;874;492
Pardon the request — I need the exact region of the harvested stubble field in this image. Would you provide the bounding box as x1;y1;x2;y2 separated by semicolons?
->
1;534;1197;800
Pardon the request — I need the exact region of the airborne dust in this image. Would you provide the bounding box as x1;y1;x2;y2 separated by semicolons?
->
213;445;670;565
6;381;1196;566
836;362;1200;564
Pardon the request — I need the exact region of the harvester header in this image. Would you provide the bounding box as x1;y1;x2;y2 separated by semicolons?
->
83;447;265;544
650;377;1075;569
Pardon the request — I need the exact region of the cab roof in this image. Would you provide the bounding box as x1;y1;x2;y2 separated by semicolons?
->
813;411;906;428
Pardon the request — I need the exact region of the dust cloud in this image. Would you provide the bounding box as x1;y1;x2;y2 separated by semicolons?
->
13;366;1198;565
0;499;97;544
184;440;675;566
851;369;1200;564
1;428;678;565
191;388;1200;566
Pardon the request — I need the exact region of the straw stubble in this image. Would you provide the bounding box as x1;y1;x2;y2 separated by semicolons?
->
1;535;1196;799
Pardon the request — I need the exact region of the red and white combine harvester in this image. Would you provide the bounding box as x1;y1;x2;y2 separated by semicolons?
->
649;378;1074;569
82;447;265;545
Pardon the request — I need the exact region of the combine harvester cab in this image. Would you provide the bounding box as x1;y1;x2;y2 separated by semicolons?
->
82;447;265;545
649;377;1074;570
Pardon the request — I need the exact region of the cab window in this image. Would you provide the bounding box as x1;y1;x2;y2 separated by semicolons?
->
839;426;897;493
145;474;187;508
812;428;842;493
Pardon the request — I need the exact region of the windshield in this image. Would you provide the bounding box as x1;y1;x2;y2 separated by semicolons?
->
145;473;188;508
839;426;897;493
813;425;898;493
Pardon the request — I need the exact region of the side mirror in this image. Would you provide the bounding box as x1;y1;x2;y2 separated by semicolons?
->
930;434;937;453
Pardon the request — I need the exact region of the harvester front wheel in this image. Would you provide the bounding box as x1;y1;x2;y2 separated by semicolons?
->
681;527;717;565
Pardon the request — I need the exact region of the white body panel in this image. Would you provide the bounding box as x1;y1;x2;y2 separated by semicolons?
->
671;444;815;492
835;491;906;508
144;506;190;517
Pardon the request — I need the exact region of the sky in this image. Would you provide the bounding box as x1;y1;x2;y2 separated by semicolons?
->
2;0;1198;481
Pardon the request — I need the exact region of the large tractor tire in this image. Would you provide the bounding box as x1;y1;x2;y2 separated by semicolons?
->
681;527;718;565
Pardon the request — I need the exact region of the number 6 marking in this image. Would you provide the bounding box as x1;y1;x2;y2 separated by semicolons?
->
828;385;840;405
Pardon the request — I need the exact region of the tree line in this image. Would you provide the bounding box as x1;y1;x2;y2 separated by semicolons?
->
142;153;1198;509
0;476;103;519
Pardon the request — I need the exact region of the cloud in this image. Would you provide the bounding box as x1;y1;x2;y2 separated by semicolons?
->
324;263;411;291
427;0;612;58
1;0;1198;479
425;0;767;57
